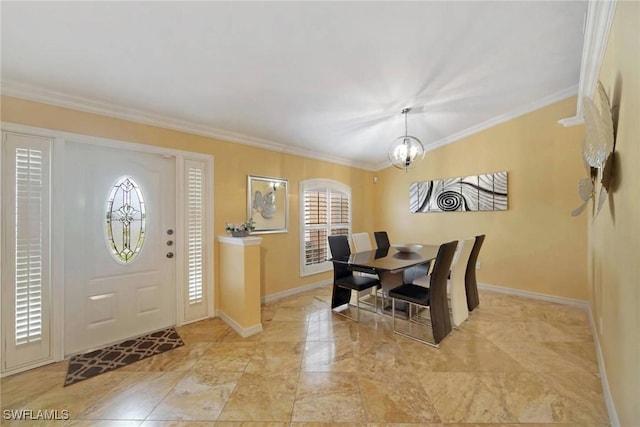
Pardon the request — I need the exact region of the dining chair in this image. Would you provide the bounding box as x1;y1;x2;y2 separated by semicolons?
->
373;231;390;249
352;232;386;306
408;237;474;327
328;235;380;322
448;237;475;327
352;232;373;253
351;233;376;281
388;240;458;347
465;234;485;311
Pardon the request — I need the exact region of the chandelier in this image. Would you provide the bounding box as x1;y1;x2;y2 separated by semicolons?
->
388;108;425;172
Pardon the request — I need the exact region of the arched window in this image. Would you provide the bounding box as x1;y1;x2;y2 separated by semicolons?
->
299;179;351;276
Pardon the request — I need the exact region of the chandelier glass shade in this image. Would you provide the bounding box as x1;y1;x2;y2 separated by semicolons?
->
388;108;425;171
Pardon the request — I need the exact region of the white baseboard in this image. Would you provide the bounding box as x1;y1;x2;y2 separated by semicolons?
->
178;314;212;327
478;282;589;308
217;310;263;338
478;282;618;426
261;279;332;304
1;357;56;378
586;305;620;427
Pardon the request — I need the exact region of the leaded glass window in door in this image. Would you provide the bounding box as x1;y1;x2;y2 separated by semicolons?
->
106;176;146;264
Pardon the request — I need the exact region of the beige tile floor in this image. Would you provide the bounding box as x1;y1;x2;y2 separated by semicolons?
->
1;286;610;426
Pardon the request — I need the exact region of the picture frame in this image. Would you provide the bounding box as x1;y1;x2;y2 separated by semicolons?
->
247;175;288;234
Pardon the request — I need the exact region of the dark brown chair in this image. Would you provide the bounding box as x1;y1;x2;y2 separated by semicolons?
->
388;240;458;347
328;235;380;322
373;231;390;249
465;234;485;311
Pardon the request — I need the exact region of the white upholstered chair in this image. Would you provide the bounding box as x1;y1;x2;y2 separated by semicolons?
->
411;237;475;327
351;232;380;300
352;232;373;253
448;237;475;327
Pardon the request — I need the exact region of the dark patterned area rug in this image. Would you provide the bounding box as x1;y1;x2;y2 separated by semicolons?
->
64;327;184;386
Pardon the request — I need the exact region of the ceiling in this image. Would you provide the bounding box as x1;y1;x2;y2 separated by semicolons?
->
1;1;587;171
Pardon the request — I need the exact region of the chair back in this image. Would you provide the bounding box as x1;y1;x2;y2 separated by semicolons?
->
450;238;475;285
328;235;352;280
351;232;372;252
449;238;475;326
428;240;458;341
465;234;485;311
373;231;390;249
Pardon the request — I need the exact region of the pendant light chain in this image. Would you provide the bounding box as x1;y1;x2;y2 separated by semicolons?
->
404;108;409;137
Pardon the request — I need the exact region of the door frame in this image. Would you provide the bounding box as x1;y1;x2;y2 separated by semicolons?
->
0;122;214;374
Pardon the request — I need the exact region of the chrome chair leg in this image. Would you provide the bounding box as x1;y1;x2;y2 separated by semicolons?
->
391;297;440;348
334;288;378;322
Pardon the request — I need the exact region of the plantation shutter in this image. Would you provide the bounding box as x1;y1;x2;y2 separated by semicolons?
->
15;148;45;344
330;191;350;236
2;132;52;370
303;190;328;266
300;180;351;276
183;159;207;321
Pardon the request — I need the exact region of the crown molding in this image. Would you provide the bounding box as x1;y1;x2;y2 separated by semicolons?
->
0;80;379;171
559;0;617;127
375;85;578;171
1;76;581;172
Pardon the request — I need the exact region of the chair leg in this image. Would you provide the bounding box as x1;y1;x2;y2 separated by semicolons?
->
392;297;396;331
391;298;441;348
374;289;378;314
357;288;379;320
333;287;378;322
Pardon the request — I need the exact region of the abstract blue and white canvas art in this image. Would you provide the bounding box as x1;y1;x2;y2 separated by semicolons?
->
409;172;508;213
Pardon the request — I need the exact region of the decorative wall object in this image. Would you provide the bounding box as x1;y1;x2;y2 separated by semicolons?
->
410;172;508;213
248;175;288;234
572;81;616;218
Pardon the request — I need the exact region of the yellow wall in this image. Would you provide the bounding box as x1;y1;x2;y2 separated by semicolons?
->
218;239;262;329
375;97;588;300
1;95;589;302
592;2;640;425
0;96;375;303
3;18;636;420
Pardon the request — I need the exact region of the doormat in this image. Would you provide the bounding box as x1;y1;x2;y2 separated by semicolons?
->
64;327;184;386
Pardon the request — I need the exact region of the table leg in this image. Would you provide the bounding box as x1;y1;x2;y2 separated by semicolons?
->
378;270;408;315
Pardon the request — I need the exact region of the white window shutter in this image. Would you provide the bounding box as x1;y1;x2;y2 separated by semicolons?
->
14;148;45;344
299;180;351;276
2;132;52;370
303;190;328;266
183;159;207;321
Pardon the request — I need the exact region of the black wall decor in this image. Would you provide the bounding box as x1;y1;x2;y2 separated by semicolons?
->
410;172;508;213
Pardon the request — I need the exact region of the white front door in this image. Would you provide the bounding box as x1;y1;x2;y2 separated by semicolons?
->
64;142;176;355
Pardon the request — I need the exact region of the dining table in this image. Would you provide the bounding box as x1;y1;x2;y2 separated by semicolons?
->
331;244;440;313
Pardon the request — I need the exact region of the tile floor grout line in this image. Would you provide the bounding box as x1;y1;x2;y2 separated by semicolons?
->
1;286;612;426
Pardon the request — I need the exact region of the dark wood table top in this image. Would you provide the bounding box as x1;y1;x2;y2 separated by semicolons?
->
332;244;440;274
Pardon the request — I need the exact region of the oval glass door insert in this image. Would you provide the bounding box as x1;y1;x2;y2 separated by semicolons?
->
106;176;146;263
